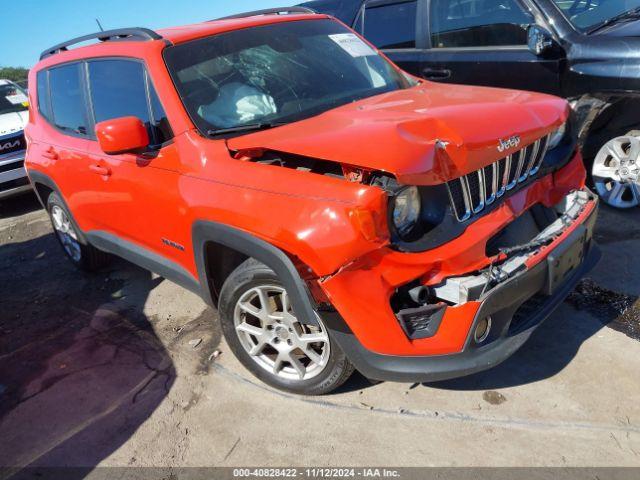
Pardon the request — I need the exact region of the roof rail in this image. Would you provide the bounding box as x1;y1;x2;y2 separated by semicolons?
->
215;6;316;21
40;28;165;60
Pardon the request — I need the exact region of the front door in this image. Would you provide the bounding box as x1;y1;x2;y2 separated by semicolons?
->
82;58;183;265
419;0;563;94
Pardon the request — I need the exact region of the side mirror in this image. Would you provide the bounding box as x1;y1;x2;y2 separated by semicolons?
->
95;116;149;155
527;25;555;56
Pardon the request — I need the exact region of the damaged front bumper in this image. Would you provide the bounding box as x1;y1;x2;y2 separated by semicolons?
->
431;189;597;305
321;188;600;383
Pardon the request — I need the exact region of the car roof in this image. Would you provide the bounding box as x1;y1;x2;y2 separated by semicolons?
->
156;13;328;44
37;12;331;68
35;12;333;69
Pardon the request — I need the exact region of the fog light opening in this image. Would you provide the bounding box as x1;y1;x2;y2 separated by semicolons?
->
474;316;492;344
408;285;429;305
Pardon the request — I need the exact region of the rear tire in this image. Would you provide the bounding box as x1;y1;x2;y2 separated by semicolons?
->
218;258;354;395
47;192;111;271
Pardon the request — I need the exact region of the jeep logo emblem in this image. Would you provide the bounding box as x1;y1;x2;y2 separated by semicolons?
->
497;135;521;153
0;139;20;152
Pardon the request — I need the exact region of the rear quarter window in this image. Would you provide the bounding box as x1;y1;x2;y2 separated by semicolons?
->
36;71;52;122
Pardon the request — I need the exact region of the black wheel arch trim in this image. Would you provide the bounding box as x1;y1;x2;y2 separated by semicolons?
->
193;220;320;327
28;170;63;209
28;170;91;246
29;171;324;328
30;172;321;327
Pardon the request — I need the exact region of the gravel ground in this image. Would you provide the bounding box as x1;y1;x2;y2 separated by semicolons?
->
0;191;639;473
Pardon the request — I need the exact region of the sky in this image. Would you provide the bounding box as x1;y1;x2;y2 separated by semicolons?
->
2;0;299;68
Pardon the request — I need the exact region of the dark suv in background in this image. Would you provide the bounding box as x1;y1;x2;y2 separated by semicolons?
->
302;0;640;209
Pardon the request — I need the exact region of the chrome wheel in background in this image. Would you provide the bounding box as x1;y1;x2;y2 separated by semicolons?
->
50;205;82;262
592;135;640;209
233;285;330;381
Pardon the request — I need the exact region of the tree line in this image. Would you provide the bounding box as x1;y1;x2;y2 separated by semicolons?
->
0;67;29;87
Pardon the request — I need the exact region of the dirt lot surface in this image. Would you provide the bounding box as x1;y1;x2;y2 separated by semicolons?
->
0;192;639;471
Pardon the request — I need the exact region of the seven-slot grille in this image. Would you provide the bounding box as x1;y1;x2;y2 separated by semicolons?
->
447;135;550;222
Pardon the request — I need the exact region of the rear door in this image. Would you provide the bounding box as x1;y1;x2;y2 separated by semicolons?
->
420;0;563;94
353;0;424;76
35;64;93;227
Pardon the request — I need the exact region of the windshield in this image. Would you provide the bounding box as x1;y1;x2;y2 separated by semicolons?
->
552;0;640;32
163;19;414;134
0;82;29;116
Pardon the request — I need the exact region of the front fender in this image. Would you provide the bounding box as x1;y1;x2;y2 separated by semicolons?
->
193;221;322;326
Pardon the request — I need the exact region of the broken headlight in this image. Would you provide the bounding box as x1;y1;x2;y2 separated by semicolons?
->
548;121;567;150
392;186;421;238
372;176;446;247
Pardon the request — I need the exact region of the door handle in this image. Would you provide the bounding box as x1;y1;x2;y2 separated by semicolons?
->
42;147;58;160
89;164;112;177
422;68;452;80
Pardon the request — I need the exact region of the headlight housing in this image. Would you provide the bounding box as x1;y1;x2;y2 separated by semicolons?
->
548;121;567;149
392;186;421;238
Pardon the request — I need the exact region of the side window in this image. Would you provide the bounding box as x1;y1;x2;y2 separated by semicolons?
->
430;0;534;49
87;60;172;146
358;1;417;50
49;64;90;135
36;70;52;122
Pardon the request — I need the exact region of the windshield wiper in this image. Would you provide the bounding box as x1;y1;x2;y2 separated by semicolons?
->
588;6;640;34
206;122;286;137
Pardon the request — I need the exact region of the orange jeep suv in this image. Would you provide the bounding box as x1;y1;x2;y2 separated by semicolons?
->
25;7;599;394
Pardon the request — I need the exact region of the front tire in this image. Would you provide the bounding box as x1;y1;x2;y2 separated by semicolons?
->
218;259;354;395
47;192;110;271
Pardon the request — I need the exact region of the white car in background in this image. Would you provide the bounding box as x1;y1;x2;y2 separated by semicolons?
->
0;79;30;200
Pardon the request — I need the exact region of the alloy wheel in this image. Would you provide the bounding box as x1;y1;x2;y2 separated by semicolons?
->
50;205;82;262
592;135;640;209
233;285;330;381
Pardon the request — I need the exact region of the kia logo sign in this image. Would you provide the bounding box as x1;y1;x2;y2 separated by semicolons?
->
0;139;21;152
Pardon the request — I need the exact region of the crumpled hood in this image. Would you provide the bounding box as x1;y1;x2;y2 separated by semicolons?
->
228;82;568;185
